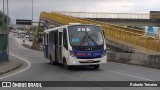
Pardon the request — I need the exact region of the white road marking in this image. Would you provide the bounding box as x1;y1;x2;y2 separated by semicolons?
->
15;38;22;46
14;38;28;50
0;53;31;80
14;37;42;56
108;70;154;81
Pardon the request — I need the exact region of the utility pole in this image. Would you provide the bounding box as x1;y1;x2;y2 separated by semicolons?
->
32;0;33;22
32;0;34;34
6;0;9;61
3;0;4;33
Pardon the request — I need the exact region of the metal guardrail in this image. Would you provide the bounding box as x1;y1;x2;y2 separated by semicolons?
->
36;12;160;55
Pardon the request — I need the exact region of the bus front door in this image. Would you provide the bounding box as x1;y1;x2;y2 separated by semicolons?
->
44;34;48;59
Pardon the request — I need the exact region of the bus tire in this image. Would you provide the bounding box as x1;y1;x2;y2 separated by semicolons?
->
63;59;71;70
93;65;99;69
49;55;56;65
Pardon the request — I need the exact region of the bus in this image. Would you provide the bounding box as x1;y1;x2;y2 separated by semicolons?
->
43;24;107;69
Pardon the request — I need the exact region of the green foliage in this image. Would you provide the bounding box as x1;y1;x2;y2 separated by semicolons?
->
0;10;10;33
0;10;10;27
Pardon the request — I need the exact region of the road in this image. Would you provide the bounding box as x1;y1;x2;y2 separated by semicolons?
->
0;37;160;90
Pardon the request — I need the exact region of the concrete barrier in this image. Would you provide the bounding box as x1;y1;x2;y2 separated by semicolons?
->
107;52;160;68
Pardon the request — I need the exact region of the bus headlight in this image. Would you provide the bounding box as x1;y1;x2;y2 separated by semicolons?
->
101;49;107;57
69;50;76;58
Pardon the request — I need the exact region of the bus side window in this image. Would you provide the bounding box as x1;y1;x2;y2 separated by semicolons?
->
46;33;49;44
43;34;45;45
63;29;68;50
49;31;54;44
45;34;48;45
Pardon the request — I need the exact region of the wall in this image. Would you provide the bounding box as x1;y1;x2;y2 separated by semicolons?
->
107;52;160;68
0;34;8;62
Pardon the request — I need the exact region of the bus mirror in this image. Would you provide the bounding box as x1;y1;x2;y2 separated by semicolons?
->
102;30;106;38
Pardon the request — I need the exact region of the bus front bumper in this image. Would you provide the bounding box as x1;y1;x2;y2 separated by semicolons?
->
68;56;107;66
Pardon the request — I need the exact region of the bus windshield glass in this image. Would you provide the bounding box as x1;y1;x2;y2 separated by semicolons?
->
68;25;104;46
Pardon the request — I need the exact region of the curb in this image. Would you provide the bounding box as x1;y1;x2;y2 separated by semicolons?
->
0;54;23;75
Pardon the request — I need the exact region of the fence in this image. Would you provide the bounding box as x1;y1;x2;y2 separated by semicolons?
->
58;12;150;19
0;34;8;62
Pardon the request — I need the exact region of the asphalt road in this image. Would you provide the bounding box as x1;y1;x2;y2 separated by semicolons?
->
0;37;160;90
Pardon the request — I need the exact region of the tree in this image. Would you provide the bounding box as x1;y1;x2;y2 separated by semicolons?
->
0;10;10;27
0;10;10;33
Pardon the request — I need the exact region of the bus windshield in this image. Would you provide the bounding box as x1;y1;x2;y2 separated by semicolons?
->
68;25;104;46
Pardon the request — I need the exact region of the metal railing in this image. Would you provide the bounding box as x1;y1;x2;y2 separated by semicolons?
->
37;12;160;55
56;11;150;19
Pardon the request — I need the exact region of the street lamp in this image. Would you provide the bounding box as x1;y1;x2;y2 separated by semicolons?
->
3;0;4;32
32;0;33;23
32;0;34;34
7;0;9;61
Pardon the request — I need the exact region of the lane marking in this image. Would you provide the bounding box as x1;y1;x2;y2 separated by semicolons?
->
108;70;154;81
15;38;22;46
0;53;31;80
15;38;24;48
14;37;43;56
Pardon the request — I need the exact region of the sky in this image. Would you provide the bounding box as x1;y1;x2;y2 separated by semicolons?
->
0;0;160;24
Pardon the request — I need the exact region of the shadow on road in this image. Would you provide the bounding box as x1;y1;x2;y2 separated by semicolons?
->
45;62;103;71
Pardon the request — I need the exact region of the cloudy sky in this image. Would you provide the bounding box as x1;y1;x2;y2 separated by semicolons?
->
0;0;160;24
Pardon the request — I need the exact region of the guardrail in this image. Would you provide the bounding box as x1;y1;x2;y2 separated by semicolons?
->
37;12;160;55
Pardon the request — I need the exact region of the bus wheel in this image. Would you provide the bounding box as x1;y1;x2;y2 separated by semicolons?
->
63;60;71;70
93;65;99;69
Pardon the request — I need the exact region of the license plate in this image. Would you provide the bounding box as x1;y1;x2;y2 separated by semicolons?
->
87;60;93;63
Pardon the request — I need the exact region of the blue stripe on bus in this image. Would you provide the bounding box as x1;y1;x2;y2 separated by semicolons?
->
72;47;104;59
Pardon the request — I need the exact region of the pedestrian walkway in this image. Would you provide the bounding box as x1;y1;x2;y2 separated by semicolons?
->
0;55;23;75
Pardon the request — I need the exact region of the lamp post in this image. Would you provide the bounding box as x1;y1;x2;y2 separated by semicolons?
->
7;0;9;61
3;0;4;33
32;0;33;23
32;0;33;34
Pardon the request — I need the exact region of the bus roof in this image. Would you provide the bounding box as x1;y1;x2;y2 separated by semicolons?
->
44;24;99;33
44;25;67;33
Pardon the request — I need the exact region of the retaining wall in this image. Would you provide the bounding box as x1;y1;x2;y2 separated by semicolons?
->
107;52;160;68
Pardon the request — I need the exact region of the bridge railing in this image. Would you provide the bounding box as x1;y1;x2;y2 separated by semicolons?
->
57;11;150;19
39;12;160;55
53;12;145;35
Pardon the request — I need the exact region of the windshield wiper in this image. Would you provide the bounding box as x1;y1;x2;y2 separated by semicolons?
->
80;33;87;46
88;35;98;46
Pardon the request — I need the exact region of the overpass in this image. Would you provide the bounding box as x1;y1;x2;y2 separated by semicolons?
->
59;11;160;26
33;12;160;55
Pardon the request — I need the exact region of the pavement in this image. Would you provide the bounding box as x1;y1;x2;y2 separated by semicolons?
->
0;55;23;75
0;36;31;76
